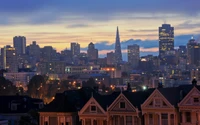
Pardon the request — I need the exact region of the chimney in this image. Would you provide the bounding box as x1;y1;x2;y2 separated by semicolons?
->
157;82;163;88
192;79;197;86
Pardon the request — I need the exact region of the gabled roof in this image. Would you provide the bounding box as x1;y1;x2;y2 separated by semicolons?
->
123;88;155;110
93;92;120;111
158;87;180;107
40;87;96;112
0;95;43;114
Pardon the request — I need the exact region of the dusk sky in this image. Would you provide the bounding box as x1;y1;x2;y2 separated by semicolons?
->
1;0;200;59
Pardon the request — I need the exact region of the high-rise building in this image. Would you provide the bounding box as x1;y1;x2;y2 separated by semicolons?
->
1;45;18;72
187;37;200;66
40;46;56;62
114;27;122;65
107;51;115;65
13;36;26;55
127;44;140;68
87;42;98;60
71;43;80;57
29;41;40;58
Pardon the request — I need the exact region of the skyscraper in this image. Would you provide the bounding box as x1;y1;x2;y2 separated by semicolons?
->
187;37;200;66
128;44;140;68
87;42;98;60
1;45;18;72
71;43;80;57
159;24;174;65
107;51;115;65
13;36;26;55
114;26;122;64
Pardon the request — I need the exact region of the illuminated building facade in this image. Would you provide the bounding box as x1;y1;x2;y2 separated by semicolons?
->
187;37;200;66
71;42;80;57
128;44;140;68
1;45;18;72
114;26;122;65
159;24;174;65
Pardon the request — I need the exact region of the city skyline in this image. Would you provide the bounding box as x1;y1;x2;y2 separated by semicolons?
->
1;0;200;59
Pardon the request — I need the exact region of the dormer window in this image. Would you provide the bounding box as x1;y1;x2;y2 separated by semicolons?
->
90;106;96;112
120;102;125;108
154;99;161;107
194;98;199;103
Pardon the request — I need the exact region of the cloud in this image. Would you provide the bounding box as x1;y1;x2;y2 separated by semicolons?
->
0;0;200;25
176;21;200;30
66;24;91;28
127;29;157;32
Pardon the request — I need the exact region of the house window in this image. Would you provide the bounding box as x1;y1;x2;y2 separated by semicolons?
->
66;122;69;125
90;105;96;112
149;114;153;124
154;99;161;107
120;102;125;108
186;112;191;123
194;98;199;103
161;114;168;125
126;116;132;125
60;123;64;125
44;121;48;125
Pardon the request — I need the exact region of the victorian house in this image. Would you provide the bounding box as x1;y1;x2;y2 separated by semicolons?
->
39;80;200;125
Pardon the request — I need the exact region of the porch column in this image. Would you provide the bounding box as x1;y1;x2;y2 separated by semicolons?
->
82;119;84;125
124;115;126;125
182;112;185;123
144;114;148;125
159;113;162;125
132;116;134;125
58;116;60;125
168;113;170;125
91;119;93;125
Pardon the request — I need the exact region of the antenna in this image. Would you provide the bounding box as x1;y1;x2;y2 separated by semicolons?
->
164;20;167;24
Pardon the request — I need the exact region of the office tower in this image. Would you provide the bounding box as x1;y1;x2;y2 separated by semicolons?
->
40;46;56;62
114;26;122;65
29;41;40;58
127;44;140;68
159;24;174;64
13;36;26;55
187;37;200;66
1;45;18;72
178;45;187;57
71;43;80;57
87;42;98;60
107;51;115;65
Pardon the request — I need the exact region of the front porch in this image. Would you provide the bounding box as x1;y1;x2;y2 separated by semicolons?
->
179;108;200;125
143;112;176;125
107;114;140;125
80;117;107;125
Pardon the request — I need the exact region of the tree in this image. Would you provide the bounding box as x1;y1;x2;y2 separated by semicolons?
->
82;78;97;88
27;75;46;99
0;76;17;95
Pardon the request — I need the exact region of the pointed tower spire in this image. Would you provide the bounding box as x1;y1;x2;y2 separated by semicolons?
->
114;26;122;65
